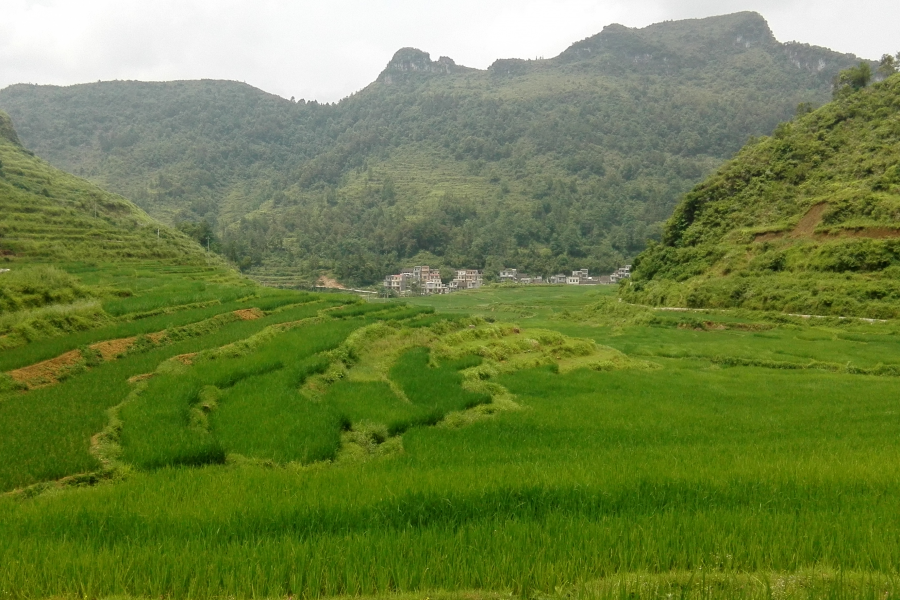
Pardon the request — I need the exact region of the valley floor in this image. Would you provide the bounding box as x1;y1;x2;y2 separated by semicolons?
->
3;276;900;599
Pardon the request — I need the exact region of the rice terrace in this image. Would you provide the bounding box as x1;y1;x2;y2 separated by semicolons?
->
5;266;900;599
3;7;900;600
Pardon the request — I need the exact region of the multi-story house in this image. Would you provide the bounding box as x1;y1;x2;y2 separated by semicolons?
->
383;273;413;294
452;269;483;290
499;268;518;283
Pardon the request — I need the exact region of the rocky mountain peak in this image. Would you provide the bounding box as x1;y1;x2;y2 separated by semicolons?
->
559;11;777;64
379;48;457;83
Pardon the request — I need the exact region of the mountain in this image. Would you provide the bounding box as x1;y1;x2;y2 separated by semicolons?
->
0;111;209;264
0;12;865;285
621;73;900;319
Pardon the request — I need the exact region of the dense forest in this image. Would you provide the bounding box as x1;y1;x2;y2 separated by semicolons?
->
623;71;900;318
0;12;866;285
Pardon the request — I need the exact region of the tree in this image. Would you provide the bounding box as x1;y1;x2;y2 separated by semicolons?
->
177;219;218;252
795;102;814;118
877;53;899;79
833;62;873;98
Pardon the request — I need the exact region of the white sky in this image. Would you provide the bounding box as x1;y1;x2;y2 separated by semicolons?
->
1;0;897;103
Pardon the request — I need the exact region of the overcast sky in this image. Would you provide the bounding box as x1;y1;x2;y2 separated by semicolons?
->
2;0;897;103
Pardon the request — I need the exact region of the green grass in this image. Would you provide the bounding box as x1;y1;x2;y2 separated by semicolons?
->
0;296;297;372
324;380;422;434
405;284;609;323
0;260;295;366
3;360;900;597
389;347;490;427
4;285;900;599
121;316;366;469
213;357;339;463
0;296;353;491
209;320;370;463
100;281;252;317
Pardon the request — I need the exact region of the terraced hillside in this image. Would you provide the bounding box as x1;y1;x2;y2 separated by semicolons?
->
0;112;208;263
623;73;900;318
0;12;865;282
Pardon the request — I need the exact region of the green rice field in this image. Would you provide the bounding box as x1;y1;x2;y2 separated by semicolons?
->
3;270;900;599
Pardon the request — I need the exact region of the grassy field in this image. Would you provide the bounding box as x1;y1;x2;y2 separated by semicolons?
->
3;279;900;599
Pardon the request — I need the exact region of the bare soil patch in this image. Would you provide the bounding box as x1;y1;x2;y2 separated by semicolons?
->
791;202;829;237
821;227;900;239
147;331;167;343
754;203;829;242
127;373;156;384
8;350;83;389
316;276;346;289
90;337;137;361
233;308;264;321
751;203;900;243
173;353;197;366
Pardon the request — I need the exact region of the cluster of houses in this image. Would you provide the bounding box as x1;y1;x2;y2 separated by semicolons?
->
383;266;482;295
501;266;631;286
550;265;632;285
383;264;632;296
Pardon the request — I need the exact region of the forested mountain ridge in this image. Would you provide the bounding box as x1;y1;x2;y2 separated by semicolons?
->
622;73;900;318
0;12;866;285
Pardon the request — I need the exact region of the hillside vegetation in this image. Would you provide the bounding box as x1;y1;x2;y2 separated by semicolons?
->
0;111;243;347
0;111;210;265
0;12;864;284
623;73;900;318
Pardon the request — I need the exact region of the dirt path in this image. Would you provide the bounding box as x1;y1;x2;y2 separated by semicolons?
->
316;275;346;289
792;202;829;237
755;203;900;242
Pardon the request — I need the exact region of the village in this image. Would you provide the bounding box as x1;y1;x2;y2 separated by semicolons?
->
382;265;631;295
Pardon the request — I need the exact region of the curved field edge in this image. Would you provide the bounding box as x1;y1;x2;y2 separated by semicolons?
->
0;296;367;493
114;312;645;473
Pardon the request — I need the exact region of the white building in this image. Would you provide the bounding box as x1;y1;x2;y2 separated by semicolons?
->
452;269;483;290
499;268;518;283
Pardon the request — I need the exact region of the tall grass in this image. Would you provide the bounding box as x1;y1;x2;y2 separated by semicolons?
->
324;380;422;434
0;299;109;351
101;282;252;317
389;347;490;427
0;299;352;491
211;320;368;463
0;265;92;312
123;319;366;468
213;359;341;463
3;362;900;597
